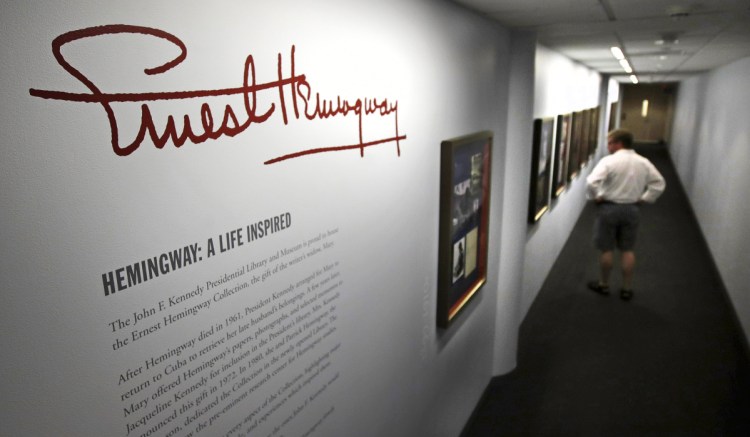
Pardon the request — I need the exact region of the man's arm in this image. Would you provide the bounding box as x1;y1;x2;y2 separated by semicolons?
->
586;161;608;202
639;162;666;203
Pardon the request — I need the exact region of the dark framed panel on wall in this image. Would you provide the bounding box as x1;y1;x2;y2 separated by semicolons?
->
567;110;583;182
608;101;617;132
588;106;600;159
552;113;572;198
579;108;591;167
437;131;492;328
528;117;554;223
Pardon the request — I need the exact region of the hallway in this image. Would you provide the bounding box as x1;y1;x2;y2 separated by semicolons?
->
464;144;750;436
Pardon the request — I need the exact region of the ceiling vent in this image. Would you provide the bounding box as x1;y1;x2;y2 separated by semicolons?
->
666;5;692;19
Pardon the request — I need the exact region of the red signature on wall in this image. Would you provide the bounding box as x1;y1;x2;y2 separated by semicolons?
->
29;25;406;164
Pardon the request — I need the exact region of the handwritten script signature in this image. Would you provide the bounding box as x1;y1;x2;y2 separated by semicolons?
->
29;24;406;164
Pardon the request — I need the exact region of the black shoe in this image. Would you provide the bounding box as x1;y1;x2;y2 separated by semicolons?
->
587;281;610;295
620;289;634;301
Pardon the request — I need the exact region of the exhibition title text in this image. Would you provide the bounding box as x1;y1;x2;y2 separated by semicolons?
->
101;212;292;297
29;24;406;163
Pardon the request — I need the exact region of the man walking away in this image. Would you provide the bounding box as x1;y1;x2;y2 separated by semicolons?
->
585;129;666;301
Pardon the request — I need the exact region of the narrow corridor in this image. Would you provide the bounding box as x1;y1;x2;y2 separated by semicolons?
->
464;144;750;436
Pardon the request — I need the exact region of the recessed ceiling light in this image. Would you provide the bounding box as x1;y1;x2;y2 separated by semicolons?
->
656;33;680;45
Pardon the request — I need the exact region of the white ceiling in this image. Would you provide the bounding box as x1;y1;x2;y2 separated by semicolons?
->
453;0;750;83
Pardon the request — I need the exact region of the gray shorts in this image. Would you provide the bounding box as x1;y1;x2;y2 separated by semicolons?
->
593;202;640;251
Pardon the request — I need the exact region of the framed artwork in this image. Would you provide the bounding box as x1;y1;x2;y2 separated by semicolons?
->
437;131;492;328
596;106;602;153
608;101;617;132
567;110;583;181
588;106;600;159
579;108;591;167
528;117;554;223
552;113;572;198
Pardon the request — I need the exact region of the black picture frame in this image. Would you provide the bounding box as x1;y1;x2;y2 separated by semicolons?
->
567;111;583;182
528;117;554;223
552;113;572;198
579;108;591;167
588;106;600;160
608;101;617;132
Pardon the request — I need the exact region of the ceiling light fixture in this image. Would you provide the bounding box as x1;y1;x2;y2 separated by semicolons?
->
610;46;625;60
619;59;633;73
629;75;639;84
611;46;637;82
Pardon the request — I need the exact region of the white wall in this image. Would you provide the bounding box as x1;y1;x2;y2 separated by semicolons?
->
490;30;534;375
670;56;750;342
519;45;617;316
0;1;520;436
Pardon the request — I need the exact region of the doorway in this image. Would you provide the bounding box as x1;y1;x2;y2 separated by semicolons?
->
619;83;678;143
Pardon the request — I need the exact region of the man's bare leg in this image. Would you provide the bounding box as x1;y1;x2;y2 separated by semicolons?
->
599;250;613;287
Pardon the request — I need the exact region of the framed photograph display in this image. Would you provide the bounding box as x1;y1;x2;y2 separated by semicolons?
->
608;101;617;132
552;113;572;198
437;131;492;328
579;108;591;167
567;111;583;182
528;117;554;223
587;106;600;159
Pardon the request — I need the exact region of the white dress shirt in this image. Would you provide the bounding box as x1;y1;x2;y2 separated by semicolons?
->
586;149;666;204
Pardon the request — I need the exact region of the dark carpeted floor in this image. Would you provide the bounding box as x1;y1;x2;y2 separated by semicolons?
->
462;144;750;437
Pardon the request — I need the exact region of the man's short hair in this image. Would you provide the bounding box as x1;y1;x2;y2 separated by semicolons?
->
608;129;634;149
